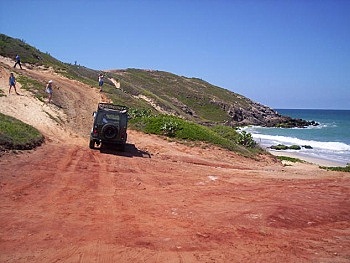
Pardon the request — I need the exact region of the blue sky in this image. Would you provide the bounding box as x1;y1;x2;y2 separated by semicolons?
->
1;0;349;109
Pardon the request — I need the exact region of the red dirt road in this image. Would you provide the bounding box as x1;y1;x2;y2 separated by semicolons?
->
0;58;350;262
1;132;349;262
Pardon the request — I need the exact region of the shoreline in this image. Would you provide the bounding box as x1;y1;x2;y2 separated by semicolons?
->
267;149;347;167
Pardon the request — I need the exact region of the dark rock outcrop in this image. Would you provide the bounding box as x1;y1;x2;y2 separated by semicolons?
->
210;99;318;128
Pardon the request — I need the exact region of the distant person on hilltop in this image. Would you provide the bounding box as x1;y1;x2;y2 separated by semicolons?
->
13;54;23;69
98;73;104;92
9;72;19;95
45;80;54;103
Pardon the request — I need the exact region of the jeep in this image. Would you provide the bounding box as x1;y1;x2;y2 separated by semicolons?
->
89;103;128;151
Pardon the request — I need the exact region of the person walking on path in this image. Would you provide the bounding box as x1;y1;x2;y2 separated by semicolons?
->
13;54;23;69
9;72;19;95
45;80;54;103
98;73;104;92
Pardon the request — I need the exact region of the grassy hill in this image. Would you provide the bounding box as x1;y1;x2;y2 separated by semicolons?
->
1;33;317;130
0;34;63;68
1;33;297;128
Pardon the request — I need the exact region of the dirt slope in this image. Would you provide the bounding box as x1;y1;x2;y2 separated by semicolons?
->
0;57;350;262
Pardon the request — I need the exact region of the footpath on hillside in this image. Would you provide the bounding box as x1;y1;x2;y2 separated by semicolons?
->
0;56;349;263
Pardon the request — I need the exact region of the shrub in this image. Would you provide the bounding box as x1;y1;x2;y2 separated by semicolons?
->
211;125;240;141
128;108;152;119
236;131;256;148
160;119;180;137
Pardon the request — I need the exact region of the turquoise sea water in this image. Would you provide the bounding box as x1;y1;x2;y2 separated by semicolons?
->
244;109;350;166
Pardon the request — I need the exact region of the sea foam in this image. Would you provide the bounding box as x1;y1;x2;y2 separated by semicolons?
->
252;134;350;151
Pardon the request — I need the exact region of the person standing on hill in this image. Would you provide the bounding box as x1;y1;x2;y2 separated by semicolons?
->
45;80;54;103
98;73;104;92
13;54;23;69
9;72;19;95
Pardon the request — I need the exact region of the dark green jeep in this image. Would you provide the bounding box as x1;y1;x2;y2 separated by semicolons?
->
89;103;128;151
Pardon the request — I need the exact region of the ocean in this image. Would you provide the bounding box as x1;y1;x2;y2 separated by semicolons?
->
243;109;350;166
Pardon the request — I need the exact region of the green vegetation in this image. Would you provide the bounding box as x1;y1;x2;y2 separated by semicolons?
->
276;156;304;163
319;164;350;173
16;74;46;102
128;108;153;119
111;68;244;123
211;126;257;148
236;131;257;148
129;113;261;157
0;113;44;151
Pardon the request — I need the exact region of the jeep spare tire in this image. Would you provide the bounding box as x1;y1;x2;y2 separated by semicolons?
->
101;124;118;139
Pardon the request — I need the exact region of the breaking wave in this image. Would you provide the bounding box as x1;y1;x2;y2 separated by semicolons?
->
252;134;350;151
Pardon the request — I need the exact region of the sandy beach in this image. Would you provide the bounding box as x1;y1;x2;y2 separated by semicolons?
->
268;149;348;167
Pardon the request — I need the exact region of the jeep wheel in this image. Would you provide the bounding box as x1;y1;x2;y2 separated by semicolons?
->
89;140;95;149
101;124;118;139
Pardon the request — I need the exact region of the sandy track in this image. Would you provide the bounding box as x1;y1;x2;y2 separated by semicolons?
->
0;57;350;262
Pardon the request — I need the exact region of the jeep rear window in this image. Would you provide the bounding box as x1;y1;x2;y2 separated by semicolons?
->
97;113;120;123
105;114;120;121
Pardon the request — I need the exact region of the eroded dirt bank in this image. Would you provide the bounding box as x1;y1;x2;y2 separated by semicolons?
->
0;58;349;262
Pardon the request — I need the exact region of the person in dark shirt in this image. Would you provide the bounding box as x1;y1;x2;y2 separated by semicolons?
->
13;54;23;69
